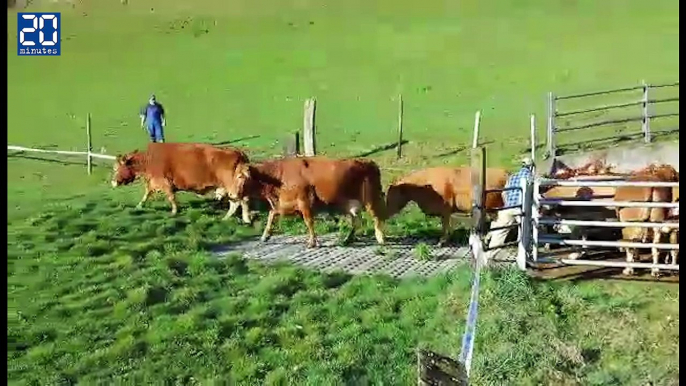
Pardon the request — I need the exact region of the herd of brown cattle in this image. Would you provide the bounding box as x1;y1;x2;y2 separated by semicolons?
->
111;143;679;276
544;159;679;276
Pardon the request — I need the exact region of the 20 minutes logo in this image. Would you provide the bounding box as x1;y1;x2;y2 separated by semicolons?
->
17;12;61;56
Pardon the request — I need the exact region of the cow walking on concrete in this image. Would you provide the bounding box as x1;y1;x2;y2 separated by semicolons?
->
614;164;679;276
386;165;509;247
111;142;252;221
227;156;387;248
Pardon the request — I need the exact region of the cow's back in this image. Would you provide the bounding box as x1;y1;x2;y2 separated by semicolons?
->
144;143;248;191
275;157;379;204
395;167;507;212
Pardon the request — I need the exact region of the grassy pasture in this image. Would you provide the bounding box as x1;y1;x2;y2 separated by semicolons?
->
7;0;679;384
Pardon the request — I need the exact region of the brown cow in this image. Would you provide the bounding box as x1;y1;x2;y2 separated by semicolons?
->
614;164;679;276
386;167;508;246
230;156;387;248
540;176;619;255
111;142;252;220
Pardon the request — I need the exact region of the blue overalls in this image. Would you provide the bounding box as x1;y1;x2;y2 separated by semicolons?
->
143;102;165;142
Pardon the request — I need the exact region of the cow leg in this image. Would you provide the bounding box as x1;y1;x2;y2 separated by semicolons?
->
300;207;318;248
342;214;361;245
136;183;153;209
437;213;452;247
372;217;386;245
623;248;635;276
342;200;364;245
364;201;386;245
651;230;661;277
260;210;277;242
240;198;252;224
162;186;178;215
669;231;678;265
223;200;241;221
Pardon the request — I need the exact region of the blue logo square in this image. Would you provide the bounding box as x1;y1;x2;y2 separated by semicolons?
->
17;12;61;56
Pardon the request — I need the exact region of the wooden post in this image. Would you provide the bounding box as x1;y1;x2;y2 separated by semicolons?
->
303;98;316;156
530;114;536;165
397;94;404;159
471;111;481;149
470;146;486;236
479;146;486;235
283;131;300;157
86;113;93;175
642;80;651;143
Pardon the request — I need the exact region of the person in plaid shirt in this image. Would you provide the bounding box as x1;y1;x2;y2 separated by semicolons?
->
486;156;534;261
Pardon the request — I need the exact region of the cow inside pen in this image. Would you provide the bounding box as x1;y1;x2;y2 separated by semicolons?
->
538;158;626;255
531;157;680;276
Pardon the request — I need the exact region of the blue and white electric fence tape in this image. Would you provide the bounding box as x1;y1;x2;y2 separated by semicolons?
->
459;232;486;378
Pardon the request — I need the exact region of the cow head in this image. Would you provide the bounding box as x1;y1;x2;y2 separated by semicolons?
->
223;163;252;201
111;152;139;187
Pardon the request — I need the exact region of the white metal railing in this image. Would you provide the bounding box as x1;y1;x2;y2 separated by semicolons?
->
8;145;115;160
519;177;680;272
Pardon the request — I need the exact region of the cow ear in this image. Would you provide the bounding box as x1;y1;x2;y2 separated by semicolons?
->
115;155;125;165
122;153;136;164
241;166;251;179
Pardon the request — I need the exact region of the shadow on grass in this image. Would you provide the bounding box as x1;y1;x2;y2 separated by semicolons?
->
351;140;409;158
210;135;260;146
435;140;494;158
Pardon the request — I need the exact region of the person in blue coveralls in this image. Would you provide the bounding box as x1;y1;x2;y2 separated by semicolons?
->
485;156;534;263
140;94;166;143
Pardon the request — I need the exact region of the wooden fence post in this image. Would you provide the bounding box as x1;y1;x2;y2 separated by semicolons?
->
397;94;404;159
470;146;486;236
472;110;481;149
530;114;536;164
283;131;300;157
86;113;93;175
642;80;651;143
303;98;316;156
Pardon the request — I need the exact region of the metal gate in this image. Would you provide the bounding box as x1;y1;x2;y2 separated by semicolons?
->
520;177;680;272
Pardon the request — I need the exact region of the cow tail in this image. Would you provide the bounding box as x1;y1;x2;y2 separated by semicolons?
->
361;162;387;221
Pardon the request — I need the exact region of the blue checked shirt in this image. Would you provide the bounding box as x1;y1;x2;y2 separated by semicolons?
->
503;166;534;208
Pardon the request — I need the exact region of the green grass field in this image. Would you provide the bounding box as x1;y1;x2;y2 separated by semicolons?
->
7;0;679;384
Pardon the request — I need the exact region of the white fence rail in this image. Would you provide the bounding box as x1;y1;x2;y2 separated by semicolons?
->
8;145;115;160
7;114;117;175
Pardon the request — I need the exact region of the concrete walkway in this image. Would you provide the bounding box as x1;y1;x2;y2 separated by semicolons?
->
212;234;472;278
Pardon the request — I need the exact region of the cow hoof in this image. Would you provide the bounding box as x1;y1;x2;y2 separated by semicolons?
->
341;233;355;246
260;236;271;243
307;242;318;248
436;240;448;247
135;204;143;210
651;268;661;277
622;267;634;276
